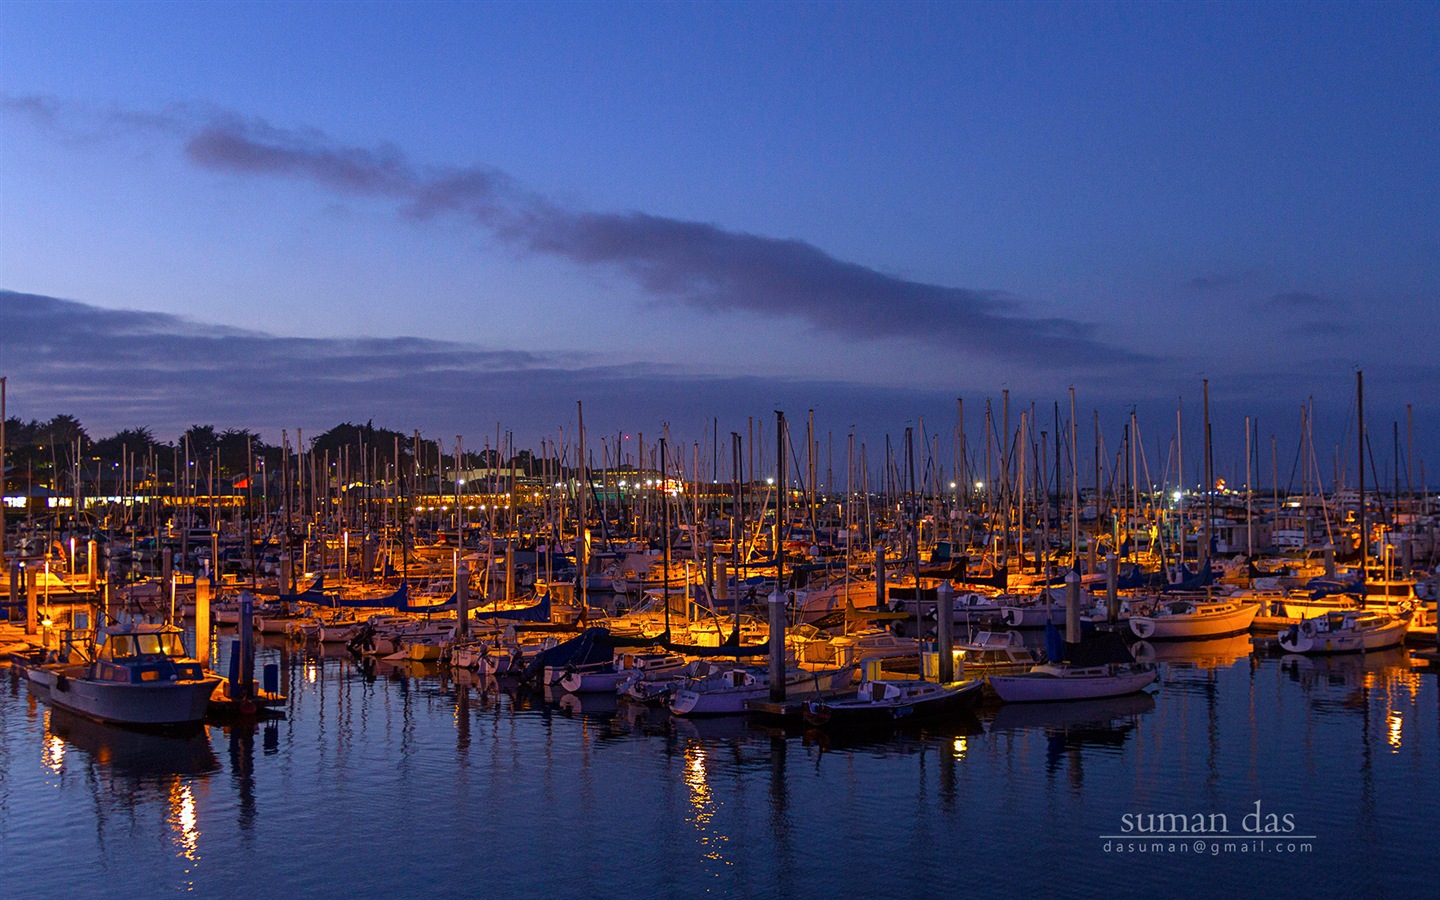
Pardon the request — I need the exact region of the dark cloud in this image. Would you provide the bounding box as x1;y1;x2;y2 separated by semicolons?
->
4;292;1434;477
0;291;974;447
179;118;1148;368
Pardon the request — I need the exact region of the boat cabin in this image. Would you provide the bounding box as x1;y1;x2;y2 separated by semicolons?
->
92;625;206;684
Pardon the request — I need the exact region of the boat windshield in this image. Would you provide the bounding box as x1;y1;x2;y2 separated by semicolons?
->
104;631;188;658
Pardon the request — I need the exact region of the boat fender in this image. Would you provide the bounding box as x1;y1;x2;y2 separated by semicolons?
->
54;674;69;692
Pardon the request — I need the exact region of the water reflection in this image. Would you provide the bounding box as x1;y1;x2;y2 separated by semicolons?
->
1132;633;1255;668
44;706;219;778
988;692;1156;776
683;745;729;866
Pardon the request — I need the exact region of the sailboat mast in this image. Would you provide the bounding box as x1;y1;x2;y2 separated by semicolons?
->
1357;370;1366;591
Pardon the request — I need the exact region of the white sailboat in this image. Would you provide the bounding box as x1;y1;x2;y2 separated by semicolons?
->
1277;608;1410;654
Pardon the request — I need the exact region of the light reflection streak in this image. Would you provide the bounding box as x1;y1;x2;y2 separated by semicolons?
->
42;734;65;774
1386;711;1402;751
683;745;729;865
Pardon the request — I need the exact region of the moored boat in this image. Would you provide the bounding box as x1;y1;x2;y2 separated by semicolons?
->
1277;608;1411;654
560;651;687;694
803;677;984;728
1127;597;1260;640
987;661;1158;703
668;665;853;716
23;623;221;726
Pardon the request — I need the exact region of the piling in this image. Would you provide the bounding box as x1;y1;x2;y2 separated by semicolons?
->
26;564;37;636
361;535;377;582
1324;545;1335;580
875;547;887;609
937;580;954;683
456;560;470;637
768;588;786;702
7;559;17;626
237;592;256;699
162;547;174;618
279;552;292;594
211;531;221;585
1106;552;1119;624
87;539;98;592
196;573;211;667
704;542;715;599
715;559;730;614
1065;568;1081;646
505;542;515;603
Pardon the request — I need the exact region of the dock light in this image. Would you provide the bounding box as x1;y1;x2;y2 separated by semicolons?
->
1172;491;1182;503
949;482;957;490
766;477;775;486
974;481;984;490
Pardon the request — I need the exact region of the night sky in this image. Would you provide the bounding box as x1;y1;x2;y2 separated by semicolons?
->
2;1;1436;486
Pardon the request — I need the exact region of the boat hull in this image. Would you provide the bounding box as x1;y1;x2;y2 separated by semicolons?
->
27;666;221;726
1128;602;1259;640
1277;618;1408;654
804;679;983;727
987;665;1157;703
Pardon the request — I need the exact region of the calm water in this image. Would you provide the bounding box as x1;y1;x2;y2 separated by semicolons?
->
1;631;1436;898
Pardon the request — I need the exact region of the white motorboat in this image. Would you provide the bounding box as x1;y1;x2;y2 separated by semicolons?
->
804;678;984;728
1128;598;1260;640
828;628;920;666
1277;608;1411;654
23;623;221;726
560;651;687;694
668;665;853;716
956;630;1041;676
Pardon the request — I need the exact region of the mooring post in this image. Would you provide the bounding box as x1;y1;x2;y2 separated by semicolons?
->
1065;568;1081;646
456;560;470;638
196;571;212;667
162;547;174;621
937;579;954;683
25;563;37;636
238;591;255;700
875;547;887;610
768;587;786;703
87;539;98;592
1106;552;1120;624
7;559;18;627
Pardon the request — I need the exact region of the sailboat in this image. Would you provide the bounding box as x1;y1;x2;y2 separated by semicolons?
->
1277;607;1411;654
987;627;1157;702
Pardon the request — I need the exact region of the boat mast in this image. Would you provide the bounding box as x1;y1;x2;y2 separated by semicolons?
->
1357;370;1366;596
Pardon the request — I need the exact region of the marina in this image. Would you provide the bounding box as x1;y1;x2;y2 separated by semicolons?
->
3;4;1439;895
1;619;1436;897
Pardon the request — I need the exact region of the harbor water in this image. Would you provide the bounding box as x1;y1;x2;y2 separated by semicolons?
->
1;632;1436;898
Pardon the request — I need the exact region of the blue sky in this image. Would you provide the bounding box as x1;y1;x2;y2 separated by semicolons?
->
1;1;1436;484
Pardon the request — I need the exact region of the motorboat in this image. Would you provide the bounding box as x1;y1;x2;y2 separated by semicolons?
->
956;630;1041;676
560;651;687;694
803;678;984;728
23;622;221;726
1128;598;1260;640
668;665;853;716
